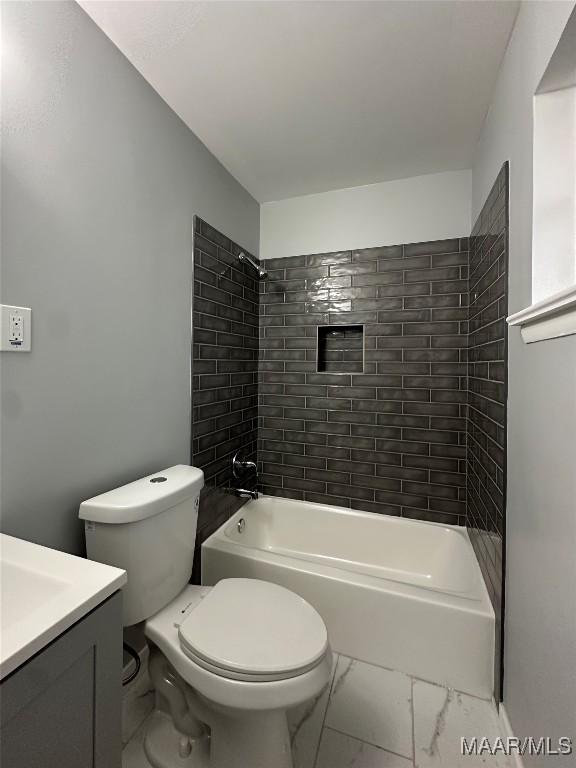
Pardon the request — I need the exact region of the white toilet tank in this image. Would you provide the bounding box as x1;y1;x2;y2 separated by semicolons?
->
79;465;204;626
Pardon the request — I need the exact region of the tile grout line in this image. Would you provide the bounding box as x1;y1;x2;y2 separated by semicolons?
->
327;651;494;705
321;725;415;766
411;677;417;767
312;653;341;768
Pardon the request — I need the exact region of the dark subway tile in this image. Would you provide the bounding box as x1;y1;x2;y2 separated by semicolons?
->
306;468;351;484
306;251;352;267
353;272;403;287
403;454;460;472
305;492;351;507
327;433;375;450
378;309;431;323
377;336;431;349
404;348;460;363
375;439;429;455
403;322;460;336
378;255;430;272
378;282;431;297
331;286;378;300
284;430;328;446
402;507;458;525
266;302;306;315
328;311;378;325
283;476;327;493
404;238;460;257
328;385;376;399
429;497;466;516
308;276;353;291
285;407;327;421
431;251;469;268
378;388;431;403
285;314;329;326
432;279;469;295
329;410;377;425
284;385;326;401
286;265;329;280
306;420;351;436
306;373;352;386
405;267;460;283
194;360;217;375
402;480;459;500
327;483;375;501
375;463;428;482
283;453;326;470
404;293;463;310
374;489;428;508
331;262;377;276
306;444;351;461
352;474;401;492
354;399;406;415
403;376;460;390
352;245;403;261
266;255;305;270
351;500;402;516
261;439;305;455
307;396;351;411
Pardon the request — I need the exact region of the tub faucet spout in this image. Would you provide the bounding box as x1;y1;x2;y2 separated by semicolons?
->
236;488;258;500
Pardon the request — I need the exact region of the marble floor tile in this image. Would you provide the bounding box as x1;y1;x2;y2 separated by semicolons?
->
288;653;339;768
122;712;209;768
325;656;413;759
124;660;339;768
122;665;155;746
316;728;414;768
122;715;150;768
413;680;514;768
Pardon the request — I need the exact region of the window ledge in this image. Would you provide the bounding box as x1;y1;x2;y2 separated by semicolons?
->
507;284;576;343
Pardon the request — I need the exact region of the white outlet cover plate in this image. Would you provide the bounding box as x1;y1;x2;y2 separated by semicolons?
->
0;304;32;351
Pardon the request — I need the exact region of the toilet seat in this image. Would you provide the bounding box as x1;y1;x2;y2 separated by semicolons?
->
178;578;328;683
145;582;332;711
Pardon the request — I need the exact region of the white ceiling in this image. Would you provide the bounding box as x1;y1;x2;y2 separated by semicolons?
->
80;1;519;203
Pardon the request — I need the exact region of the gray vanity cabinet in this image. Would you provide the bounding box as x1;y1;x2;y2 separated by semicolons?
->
0;593;123;768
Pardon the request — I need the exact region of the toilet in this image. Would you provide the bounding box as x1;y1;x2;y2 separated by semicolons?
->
79;465;332;768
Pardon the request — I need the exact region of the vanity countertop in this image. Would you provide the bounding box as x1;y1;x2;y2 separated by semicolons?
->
0;533;126;680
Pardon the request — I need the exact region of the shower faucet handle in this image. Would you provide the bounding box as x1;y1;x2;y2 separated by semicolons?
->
232;451;257;480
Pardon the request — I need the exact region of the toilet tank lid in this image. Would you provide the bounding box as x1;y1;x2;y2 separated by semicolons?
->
79;465;204;524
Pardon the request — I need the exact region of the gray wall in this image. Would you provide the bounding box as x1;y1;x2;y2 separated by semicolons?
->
0;1;259;554
472;1;576;759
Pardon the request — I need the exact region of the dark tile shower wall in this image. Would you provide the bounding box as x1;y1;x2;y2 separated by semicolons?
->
466;163;508;699
191;218;260;577
258;238;470;525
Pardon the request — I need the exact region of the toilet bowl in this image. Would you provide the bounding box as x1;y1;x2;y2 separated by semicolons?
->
78;466;331;768
144;580;332;768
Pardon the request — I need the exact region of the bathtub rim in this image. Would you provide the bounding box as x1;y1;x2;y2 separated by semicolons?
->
202;495;494;620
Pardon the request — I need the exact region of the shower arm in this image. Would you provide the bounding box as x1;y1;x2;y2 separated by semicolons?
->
238;251;266;278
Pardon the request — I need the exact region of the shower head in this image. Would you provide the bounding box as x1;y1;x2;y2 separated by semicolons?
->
238;251;267;279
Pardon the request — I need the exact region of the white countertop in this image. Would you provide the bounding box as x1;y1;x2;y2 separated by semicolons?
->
0;533;127;680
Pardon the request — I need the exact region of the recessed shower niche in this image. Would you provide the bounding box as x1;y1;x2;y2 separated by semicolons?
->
317;325;364;373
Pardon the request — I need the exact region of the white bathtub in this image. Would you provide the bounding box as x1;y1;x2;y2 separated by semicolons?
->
202;496;494;699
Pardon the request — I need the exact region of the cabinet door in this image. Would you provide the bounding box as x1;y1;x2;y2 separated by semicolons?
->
0;592;123;768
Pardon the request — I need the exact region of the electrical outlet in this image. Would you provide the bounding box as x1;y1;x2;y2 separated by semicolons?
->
1;305;32;351
9;312;24;343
